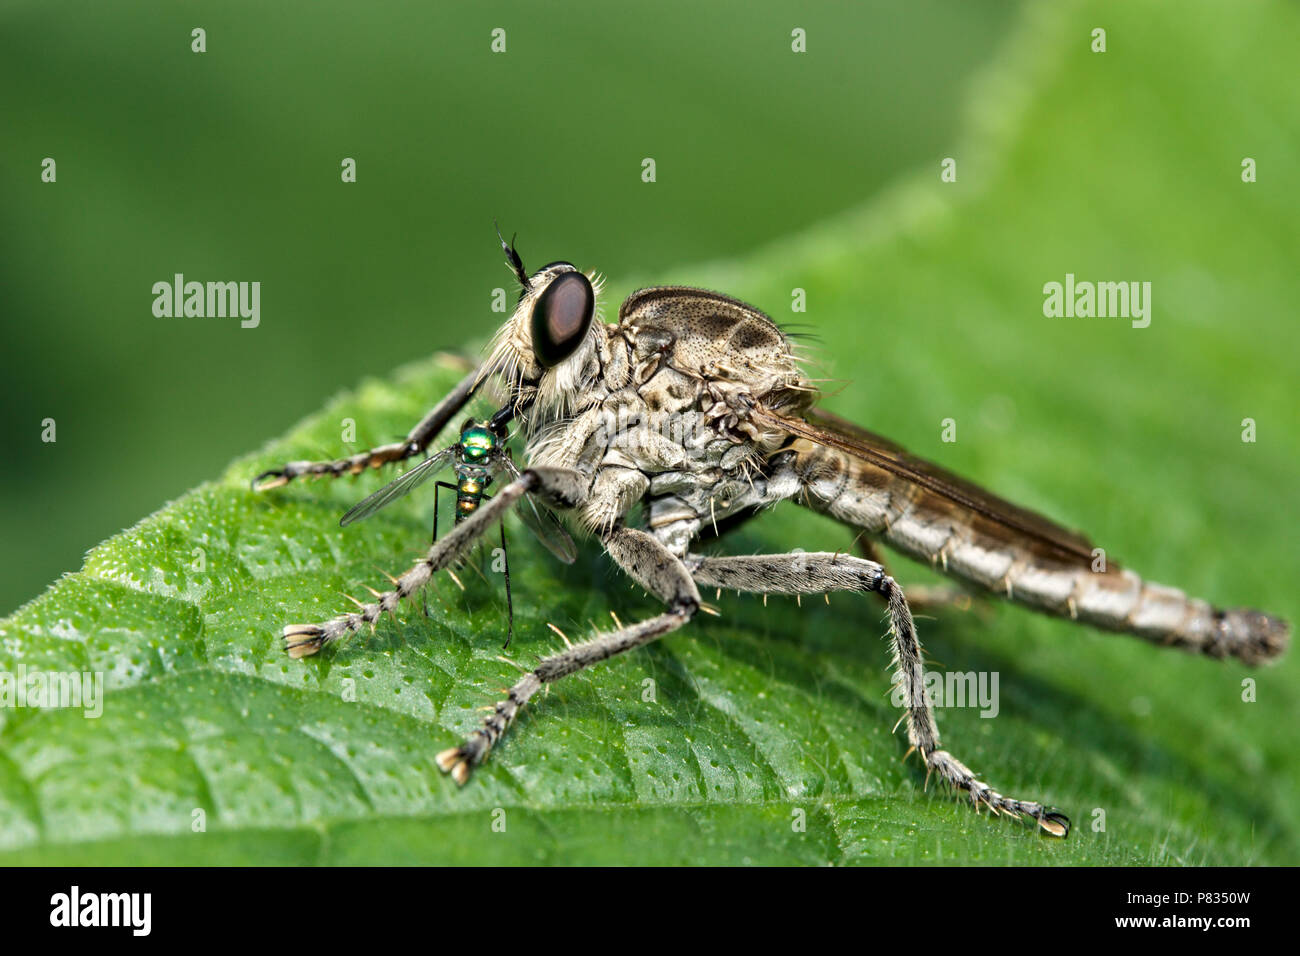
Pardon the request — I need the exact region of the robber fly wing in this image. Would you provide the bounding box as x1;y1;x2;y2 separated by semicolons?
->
750;402;1098;566
497;453;580;564
339;445;457;527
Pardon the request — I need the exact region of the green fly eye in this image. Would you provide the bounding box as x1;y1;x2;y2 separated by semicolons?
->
531;270;594;367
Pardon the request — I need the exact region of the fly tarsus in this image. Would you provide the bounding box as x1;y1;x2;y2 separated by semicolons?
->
278;483;531;657
282;624;329;659
1041;810;1073;838
924;749;1070;837
253;362;484;493
438;607;694;786
437;674;542;785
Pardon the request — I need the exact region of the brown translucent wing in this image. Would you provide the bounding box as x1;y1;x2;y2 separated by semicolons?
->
752;404;1100;566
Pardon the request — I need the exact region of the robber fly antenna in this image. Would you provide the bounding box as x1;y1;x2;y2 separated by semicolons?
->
494;219;529;290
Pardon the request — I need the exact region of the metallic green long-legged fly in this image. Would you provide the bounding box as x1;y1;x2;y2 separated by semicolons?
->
334;408;577;647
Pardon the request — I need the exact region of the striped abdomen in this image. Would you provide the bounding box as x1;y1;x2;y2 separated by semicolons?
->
788;439;1288;665
454;473;486;525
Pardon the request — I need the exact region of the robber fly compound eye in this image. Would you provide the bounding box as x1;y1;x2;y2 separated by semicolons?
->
531;268;594;367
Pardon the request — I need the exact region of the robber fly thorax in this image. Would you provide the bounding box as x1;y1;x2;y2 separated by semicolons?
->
481;264;815;555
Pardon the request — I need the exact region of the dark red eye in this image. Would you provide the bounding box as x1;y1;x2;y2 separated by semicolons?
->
531;271;594;367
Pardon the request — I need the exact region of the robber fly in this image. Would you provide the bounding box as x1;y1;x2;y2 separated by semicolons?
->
257;409;577;657
253;229;1289;838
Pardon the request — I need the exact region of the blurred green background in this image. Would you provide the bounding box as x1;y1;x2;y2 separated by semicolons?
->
1;0;1012;613
1;0;1298;865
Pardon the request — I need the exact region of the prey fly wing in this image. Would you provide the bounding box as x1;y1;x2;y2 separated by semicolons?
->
498;453;579;564
339;445;458;527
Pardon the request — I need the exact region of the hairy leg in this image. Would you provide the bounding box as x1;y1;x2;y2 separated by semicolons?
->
686;549;1069;837
856;538;982;612
251;363;481;491
436;526;701;784
281;465;585;657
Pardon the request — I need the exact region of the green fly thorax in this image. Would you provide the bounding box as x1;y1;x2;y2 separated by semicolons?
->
458;422;496;462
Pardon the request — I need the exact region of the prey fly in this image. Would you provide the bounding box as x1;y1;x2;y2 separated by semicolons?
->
258;406;576;656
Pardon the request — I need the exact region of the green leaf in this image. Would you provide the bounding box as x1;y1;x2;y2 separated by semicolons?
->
2;0;1296;864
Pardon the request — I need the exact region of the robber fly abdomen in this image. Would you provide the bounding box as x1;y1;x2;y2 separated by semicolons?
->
782;435;1288;665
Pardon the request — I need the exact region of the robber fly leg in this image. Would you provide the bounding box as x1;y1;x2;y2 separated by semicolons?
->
281;466;585;659
686;550;1070;838
251;363;481;491
437;527;699;785
855;538;983;614
251;441;418;491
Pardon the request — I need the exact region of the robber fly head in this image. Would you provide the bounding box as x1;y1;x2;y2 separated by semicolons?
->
481;225;604;422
